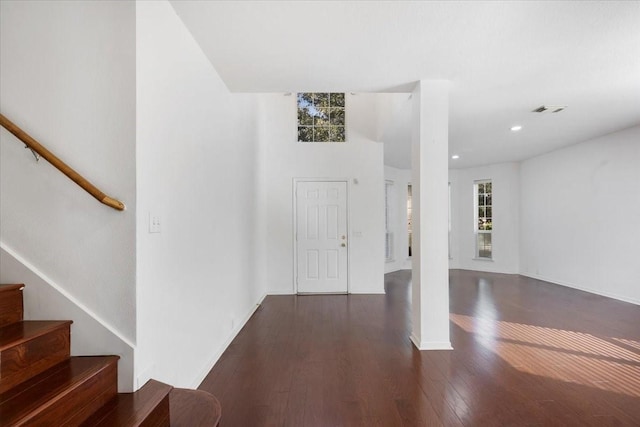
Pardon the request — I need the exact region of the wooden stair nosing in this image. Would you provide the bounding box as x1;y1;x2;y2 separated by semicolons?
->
0;283;25;293
83;379;173;427
0;356;119;425
0;320;73;351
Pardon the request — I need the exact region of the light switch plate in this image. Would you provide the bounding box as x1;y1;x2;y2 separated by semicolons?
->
149;213;161;233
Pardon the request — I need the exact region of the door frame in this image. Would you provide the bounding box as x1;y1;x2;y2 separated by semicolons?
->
293;178;351;294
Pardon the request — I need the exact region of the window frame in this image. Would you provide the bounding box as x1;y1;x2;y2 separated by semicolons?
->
384;180;394;262
407;183;412;258
474;179;493;260
448;182;452;260
296;92;347;143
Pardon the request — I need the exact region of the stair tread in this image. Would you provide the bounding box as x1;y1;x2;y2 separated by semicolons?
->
0;320;72;351
0;283;25;293
84;379;173;426
170;388;222;427
0;356;119;424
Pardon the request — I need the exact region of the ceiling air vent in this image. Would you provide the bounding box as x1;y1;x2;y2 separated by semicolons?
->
532;105;567;113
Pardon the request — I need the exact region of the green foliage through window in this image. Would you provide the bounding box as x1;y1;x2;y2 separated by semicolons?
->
475;180;492;259
477;182;492;231
297;93;346;142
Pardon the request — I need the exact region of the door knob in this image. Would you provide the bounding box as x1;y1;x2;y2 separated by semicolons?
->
341;243;346;247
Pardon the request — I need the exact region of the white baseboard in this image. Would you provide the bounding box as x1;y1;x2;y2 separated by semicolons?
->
268;290;385;295
135;363;155;390
267;289;295;295
410;334;453;351
521;272;640;306
189;293;267;389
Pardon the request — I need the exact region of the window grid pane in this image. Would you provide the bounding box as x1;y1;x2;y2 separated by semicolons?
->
477;233;492;258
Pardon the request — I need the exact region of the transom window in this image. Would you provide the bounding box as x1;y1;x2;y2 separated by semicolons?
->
297;93;345;142
475;180;492;259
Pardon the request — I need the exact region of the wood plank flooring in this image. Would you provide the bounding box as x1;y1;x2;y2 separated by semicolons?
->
198;270;640;426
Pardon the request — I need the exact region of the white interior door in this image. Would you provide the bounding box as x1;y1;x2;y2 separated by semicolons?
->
296;181;348;293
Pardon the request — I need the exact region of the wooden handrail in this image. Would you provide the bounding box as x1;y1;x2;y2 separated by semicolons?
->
0;114;125;211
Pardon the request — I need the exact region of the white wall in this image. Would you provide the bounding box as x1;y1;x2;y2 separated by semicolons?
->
520;126;640;304
262;93;385;294
449;162;520;274
0;1;137;389
384;166;412;273
135;1;266;389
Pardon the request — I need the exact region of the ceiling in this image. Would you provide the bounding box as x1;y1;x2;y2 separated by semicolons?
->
170;1;640;169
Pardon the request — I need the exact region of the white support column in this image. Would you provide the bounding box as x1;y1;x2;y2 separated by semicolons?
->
410;80;452;351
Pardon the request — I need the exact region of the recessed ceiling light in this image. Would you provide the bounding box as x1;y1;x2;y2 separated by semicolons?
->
510;125;522;132
451;155;460;159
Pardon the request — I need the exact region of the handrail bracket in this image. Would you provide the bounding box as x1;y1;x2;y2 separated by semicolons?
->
25;145;41;162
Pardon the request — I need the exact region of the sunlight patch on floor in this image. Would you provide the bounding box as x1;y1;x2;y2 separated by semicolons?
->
450;313;640;397
613;337;640;352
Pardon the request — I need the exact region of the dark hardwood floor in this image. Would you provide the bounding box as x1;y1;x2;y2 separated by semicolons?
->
199;270;640;426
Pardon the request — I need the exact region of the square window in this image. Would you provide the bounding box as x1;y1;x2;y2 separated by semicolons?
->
297;93;346;142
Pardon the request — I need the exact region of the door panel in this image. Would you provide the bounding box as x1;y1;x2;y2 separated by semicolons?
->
296;181;348;293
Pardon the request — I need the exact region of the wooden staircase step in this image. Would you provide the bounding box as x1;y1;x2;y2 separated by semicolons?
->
169;389;222;427
0;284;24;327
81;379;173;427
0;356;119;426
0;320;72;394
0;283;217;426
0;320;72;351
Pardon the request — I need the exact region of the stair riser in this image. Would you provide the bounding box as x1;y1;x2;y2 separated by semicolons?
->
0;324;70;394
19;360;118;426
0;286;23;327
81;379;173;426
